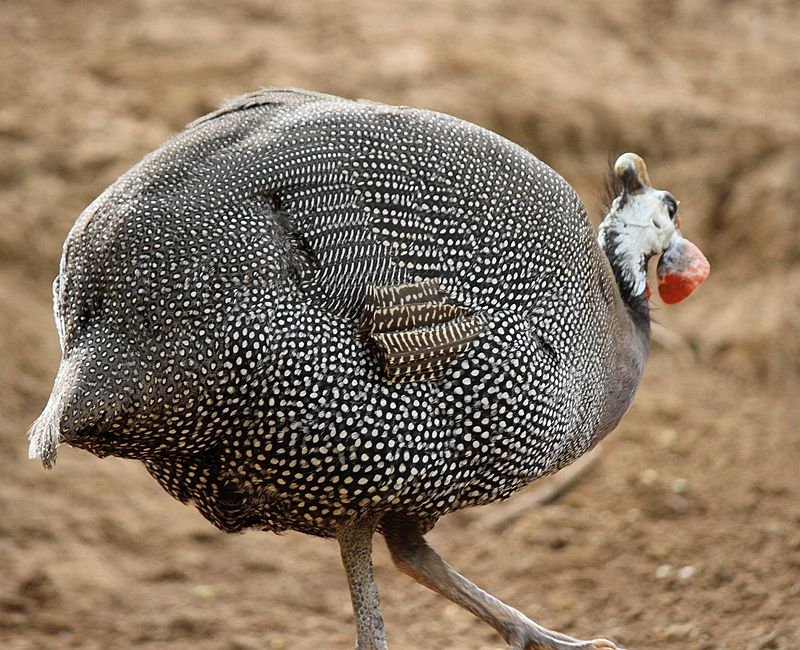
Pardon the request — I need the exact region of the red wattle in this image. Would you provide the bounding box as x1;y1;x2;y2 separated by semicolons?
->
658;266;704;304
656;236;710;304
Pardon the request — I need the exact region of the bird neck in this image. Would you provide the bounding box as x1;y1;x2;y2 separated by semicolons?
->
589;223;653;443
597;220;652;333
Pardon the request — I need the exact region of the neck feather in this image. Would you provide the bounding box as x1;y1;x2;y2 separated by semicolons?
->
598;222;651;327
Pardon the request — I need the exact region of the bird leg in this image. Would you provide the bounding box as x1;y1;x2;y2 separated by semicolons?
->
382;515;623;650
337;515;388;650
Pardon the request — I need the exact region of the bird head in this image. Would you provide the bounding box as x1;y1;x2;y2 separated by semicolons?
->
598;153;709;304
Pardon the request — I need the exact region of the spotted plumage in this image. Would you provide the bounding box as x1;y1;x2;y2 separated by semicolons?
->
29;88;708;650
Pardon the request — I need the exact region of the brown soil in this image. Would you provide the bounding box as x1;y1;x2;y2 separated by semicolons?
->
1;1;799;649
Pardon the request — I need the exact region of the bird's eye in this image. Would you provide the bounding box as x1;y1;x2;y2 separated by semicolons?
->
664;194;678;220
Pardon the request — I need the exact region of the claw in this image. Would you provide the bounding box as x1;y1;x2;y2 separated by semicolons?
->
590;639;622;650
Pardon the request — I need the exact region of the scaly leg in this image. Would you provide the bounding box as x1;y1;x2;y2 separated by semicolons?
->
382;515;624;650
338;516;388;650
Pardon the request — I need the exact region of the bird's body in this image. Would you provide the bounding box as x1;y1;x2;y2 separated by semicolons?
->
30;88;708;650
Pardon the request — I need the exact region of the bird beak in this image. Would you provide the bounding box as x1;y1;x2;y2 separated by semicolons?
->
656;233;710;304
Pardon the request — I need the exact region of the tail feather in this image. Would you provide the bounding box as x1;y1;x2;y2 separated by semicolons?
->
28;355;81;469
28;381;65;470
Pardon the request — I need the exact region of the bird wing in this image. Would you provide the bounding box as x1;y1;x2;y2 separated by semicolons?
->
179;88;590;322
356;278;487;382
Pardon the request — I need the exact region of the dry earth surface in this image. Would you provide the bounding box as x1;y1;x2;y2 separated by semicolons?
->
1;1;799;649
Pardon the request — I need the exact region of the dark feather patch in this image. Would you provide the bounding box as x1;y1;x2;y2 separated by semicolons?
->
357;279;485;382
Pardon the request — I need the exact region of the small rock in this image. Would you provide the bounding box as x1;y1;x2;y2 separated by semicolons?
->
661;621;698;641
678;565;696;580
655;564;673;579
671;478;689;494
639;468;658;486
227;636;264;650
667;494;688;513
625;507;642;522
657;427;678;446
190;584;217;598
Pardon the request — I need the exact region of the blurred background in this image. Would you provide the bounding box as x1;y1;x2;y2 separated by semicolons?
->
1;1;798;648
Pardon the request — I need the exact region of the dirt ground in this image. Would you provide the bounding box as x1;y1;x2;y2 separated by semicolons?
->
1;1;799;649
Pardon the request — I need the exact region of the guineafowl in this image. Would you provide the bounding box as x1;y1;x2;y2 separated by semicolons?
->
29;88;709;650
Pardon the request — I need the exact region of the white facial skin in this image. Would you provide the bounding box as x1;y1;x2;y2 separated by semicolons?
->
598;188;679;297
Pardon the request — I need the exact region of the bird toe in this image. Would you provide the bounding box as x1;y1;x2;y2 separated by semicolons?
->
590;639;623;649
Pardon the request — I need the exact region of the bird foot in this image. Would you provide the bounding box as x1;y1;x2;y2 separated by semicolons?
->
587;640;624;650
507;623;626;650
